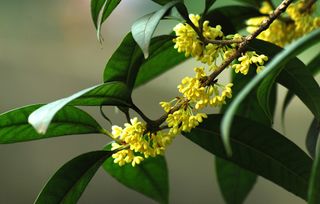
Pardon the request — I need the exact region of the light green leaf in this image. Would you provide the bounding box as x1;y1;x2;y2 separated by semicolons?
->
29;82;131;134
131;0;180;58
222;29;320;155
35;151;113;204
103;148;169;204
215;157;257;204
184;114;313;200
0;104;102;143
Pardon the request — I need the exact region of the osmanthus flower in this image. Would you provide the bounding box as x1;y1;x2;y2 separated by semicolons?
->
232;51;268;75
165;106;207;135
110;118;175;167
246;0;320;47
173;14;225;65
176;67;234;109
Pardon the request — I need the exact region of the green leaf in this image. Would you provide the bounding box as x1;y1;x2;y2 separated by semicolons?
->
205;0;216;11
104;33;144;89
306;118;320;158
222;29;320;155
248;40;304;123
104;33;186;89
134;35;186;87
103;144;169;204
216;70;276;204
282;52;320;122
0;104;102;143
35;151;113;204
131;0;180;58
215;157;257;204
256;68;282;123
184;114;313;200
91;0;105;29
91;0;121;40
234;0;262;7
206;6;260;34
29;82;131;134
308;138;320;204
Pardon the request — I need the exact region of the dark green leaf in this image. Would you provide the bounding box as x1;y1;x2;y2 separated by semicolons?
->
184;114;313;200
134;35;186;87
91;0;121;40
306;118;320;158
131;0;180;58
103;33;144;89
222;29;320;155
205;0;216;12
103;145;169;204
282;52;320;122
90;0;105;29
257;68;281;123
308;138;320;204
206;6;260;34
216;70;276;204
29;82;131;134
0;104;102;143
104;33;186;89
35;151;113;204
100;0;121;27
215;157;257;204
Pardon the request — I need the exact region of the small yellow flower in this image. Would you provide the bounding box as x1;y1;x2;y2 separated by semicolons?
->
110;117;176;167
232;51;268;75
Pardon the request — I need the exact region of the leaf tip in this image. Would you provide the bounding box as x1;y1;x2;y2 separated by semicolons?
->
28;108;49;135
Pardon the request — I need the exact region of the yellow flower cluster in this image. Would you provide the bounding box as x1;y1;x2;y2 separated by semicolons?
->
247;0;320;47
177;67;233;109
110;118;174;167
232;51;268;75
173;14;224;65
166;108;207;135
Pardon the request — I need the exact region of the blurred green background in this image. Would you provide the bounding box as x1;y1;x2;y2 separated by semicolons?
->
0;0;318;203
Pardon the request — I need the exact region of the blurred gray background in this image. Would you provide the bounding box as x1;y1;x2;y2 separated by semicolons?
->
0;0;319;203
